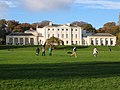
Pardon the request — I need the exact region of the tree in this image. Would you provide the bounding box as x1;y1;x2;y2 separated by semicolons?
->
7;20;19;32
0;19;7;44
71;21;96;32
38;20;51;28
45;36;64;48
97;22;119;35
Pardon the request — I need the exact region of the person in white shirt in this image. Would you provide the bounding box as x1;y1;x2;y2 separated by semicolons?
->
93;47;98;57
71;47;77;58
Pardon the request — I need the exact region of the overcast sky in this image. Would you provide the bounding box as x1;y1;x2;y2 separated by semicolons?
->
0;0;120;29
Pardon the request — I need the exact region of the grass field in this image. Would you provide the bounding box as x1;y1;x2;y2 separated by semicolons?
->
0;46;120;90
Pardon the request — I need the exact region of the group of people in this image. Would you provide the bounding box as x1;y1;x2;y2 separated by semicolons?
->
36;46;99;58
36;46;52;56
71;47;99;58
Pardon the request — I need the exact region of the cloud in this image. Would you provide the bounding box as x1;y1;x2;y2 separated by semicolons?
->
21;0;74;11
75;0;120;9
0;0;18;18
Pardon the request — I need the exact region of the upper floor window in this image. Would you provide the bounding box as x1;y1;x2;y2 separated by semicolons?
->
62;34;64;38
48;34;50;38
66;34;68;38
58;34;59;38
75;34;77;38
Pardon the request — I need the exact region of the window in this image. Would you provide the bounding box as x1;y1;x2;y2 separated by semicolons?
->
14;38;18;45
66;41;68;44
62;34;64;38
48;29;50;31
71;34;73;38
66;29;68;31
91;39;93;45
66;34;68;38
72;41;74;45
96;39;98;45
111;40;113;45
71;29;73;31
105;39;108;45
9;38;13;44
25;38;29;45
20;38;23;45
48;34;50;38
76;41;77;45
75;29;77;31
58;34;59;38
75;34;77;38
58;29;59;31
52;29;54;31
62;29;64;31
30;38;34;45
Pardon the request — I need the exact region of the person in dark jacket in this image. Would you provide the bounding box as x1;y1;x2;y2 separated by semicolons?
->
36;47;40;56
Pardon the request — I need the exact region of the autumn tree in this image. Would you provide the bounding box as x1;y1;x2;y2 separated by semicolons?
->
71;21;96;32
45;36;64;48
0;19;7;44
7;20;19;32
97;22;119;35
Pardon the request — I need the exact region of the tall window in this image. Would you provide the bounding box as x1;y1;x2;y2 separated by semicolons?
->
75;34;77;38
66;34;68;38
96;39;98;45
9;38;13;44
91;39;93;45
66;41;68;44
30;38;34;45
58;34;59;38
111;40;113;45
62;34;64;38
25;38;29;45
76;41;77;45
105;39;108;45
71;34;73;38
48;34;50;38
20;38;23;45
14;38;18;45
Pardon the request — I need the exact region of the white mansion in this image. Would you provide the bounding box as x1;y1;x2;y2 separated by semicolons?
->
6;22;117;46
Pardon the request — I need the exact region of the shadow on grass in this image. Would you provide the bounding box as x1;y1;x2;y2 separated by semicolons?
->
0;61;120;80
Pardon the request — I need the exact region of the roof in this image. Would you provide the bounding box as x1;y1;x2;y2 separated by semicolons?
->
90;33;114;36
8;32;34;36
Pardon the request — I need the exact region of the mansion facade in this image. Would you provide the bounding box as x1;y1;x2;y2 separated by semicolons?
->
6;22;117;46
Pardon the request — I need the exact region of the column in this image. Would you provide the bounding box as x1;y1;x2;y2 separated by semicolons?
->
23;37;25;45
108;38;111;46
93;38;96;46
13;37;15;45
98;38;101;46
103;38;106;46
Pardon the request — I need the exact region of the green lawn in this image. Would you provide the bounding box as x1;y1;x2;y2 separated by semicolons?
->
0;46;120;90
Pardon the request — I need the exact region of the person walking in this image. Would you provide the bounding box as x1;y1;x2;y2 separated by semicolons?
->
36;47;40;56
48;46;52;56
42;46;45;56
93;47;98;57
